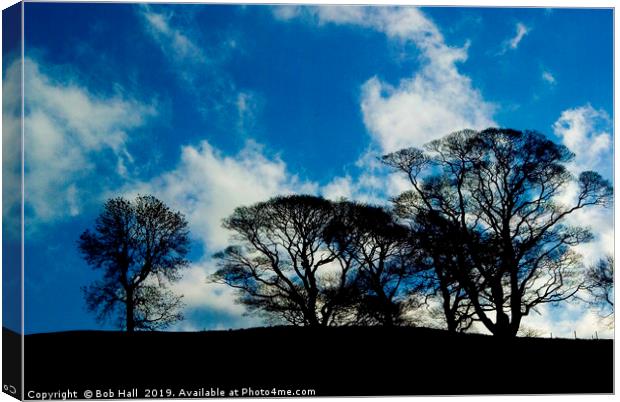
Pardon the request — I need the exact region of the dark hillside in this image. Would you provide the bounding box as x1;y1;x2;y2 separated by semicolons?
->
22;326;613;398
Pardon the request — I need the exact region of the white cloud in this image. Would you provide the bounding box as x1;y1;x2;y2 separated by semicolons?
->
235;91;260;135
466;301;613;339
4;58;155;225
361;72;494;153
171;260;246;318
320;151;410;204
498;22;530;54
321;151;386;204
508;22;530;50
521;303;613;339
321;172;388;205
542;70;556;85
552;105;613;268
272;5;304;21
130;139;317;251
322;176;355;201
2;57;23;239
139;5;205;65
553;105;612;173
568;205;613;268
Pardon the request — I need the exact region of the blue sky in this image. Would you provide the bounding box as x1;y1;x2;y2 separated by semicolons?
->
7;4;612;335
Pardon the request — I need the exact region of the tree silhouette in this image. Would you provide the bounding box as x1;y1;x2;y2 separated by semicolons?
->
584;255;614;318
383;128;612;338
212;195;357;326
408;210;477;332
78;195;190;332
324;202;420;326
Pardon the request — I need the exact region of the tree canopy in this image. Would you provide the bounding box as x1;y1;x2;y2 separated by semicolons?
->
383;128;612;337
212;195;353;326
212;195;423;327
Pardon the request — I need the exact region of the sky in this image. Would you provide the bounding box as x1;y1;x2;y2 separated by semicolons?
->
3;3;613;336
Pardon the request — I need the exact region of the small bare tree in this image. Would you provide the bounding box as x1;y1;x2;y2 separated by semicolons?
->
79;195;190;331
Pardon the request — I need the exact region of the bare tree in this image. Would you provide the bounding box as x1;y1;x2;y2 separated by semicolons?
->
383;128;612;338
79;195;190;331
584;256;614;318
408;210;477;332
325;202;421;326
211;195;356;327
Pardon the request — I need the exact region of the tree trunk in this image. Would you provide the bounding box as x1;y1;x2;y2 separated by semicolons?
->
438;277;457;332
509;263;523;338
490;275;516;338
509;311;522;338
493;312;513;338
304;299;321;327
375;284;395;327
306;314;321;327
126;287;135;333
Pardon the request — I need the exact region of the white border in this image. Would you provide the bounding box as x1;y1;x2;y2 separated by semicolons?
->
0;1;616;402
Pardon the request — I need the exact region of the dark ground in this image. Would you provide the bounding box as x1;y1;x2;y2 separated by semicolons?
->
5;326;615;398
3;328;21;399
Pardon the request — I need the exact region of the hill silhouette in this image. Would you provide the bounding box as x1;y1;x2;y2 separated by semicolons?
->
14;326;613;397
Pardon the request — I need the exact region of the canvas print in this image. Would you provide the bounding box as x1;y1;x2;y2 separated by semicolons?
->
2;2;614;399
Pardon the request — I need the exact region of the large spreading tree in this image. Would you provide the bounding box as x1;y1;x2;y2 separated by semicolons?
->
79;195;190;332
383;128;612;338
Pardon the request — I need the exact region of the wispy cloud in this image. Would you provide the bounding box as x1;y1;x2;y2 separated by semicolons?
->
235;91;261;136
139;5;206;70
542;70;556;85
499;22;530;54
510;22;529;49
138;4;210;89
137;4;241;121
